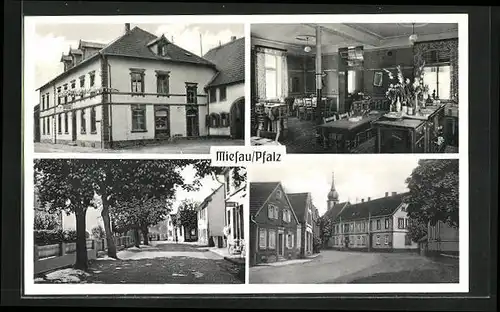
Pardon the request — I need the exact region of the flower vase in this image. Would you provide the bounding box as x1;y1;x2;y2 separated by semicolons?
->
395;98;401;112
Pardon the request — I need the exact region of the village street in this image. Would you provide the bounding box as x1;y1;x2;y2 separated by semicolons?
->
249;250;459;284
36;241;244;284
34;139;244;154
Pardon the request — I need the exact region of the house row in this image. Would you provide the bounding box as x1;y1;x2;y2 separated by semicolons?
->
36;23;245;148
249;182;319;266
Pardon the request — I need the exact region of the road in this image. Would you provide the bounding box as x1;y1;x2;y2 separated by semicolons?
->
37;241;244;284
249;250;459;284
34;139;244;154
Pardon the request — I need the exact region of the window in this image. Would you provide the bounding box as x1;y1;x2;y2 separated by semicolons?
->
89;71;95;87
158;44;167;56
376;235;380;245
347;70;356;94
186;83;197;104
350;223;354;232
220;113;229;127
259;229;267;249
209;88;217;103
287;233;294;249
376;220;381;230
41;95;45;110
405;218;409;229
70;80;76;102
57;87;61;105
357;235;361;245
131;104;147;132
361;236;366;245
90;107;97;133
47;117;50;134
405;234;412;246
64;113;68;134
267;204;277;219
57;114;62;134
219;86;227;101
384;235;389;245
63;84;68;104
385;218;390;229
156;71;170;95
398;218;405;229
265;53;281;99
283;209;291;223
422;65;451;100
275;190;282;199
42;117;46;135
79;75;85;88
268;229;276;249
297;228;301;249
130;70;145;94
291;76;300;93
344;224;349;233
80;109;86;134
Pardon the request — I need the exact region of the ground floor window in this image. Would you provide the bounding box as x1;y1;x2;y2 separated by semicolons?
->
384;235;389;245
57;114;62;134
286;233;294;249
64;113;69;134
376;235;380;245
131;104;147;132
259;228;267;249
268;229;276;250
90;107;97;133
47;117;51;134
80;109;86;134
42;117;46;135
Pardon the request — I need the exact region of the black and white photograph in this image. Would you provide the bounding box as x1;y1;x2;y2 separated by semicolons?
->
28;20;245;154
31;159;246;285
248;157;460;284
250;22;461;154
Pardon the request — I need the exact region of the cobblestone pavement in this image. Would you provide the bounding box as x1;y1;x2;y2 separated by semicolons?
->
249;250;458;284
34;139;244;154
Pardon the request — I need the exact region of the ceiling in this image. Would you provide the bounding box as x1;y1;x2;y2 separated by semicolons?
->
251;23;458;53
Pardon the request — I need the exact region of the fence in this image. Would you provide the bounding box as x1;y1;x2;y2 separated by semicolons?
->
34;236;134;275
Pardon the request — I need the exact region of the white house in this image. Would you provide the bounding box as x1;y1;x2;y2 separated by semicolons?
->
223;167;246;254
197;184;226;247
37;23;245;149
203;37;245;139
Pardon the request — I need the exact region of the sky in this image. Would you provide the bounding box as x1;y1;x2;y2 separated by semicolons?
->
249;156;420;216
29;22;244;107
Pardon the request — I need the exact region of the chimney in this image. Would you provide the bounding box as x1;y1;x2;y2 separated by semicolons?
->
392;192;397;196
125;23;130;34
385;192;389;197
361;198;365;203
231;36;237;41
367;197;371;201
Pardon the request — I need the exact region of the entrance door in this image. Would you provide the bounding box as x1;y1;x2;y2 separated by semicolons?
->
186;106;199;137
155;107;170;139
278;233;284;256
230;98;245;139
71;111;77;141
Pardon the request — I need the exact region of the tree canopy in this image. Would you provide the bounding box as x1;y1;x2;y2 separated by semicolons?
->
176;199;199;233
404;159;459;229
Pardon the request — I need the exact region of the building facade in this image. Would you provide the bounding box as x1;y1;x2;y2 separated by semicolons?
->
423;220;459;256
197;184;226;247
203;37;245;139
329;192;418;252
223;167;246;254
37;24;244;149
287;192;316;257
249;182;300;266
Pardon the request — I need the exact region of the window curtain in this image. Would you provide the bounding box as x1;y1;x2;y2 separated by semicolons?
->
255;46;288;100
413;39;458;102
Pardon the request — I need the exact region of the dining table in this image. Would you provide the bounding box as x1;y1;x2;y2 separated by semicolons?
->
251;136;282;146
317;111;385;152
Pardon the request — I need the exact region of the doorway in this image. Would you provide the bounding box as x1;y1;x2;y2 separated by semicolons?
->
186;106;199;137
71;111;77;141
278;233;284;257
154;107;170;139
230;97;245;139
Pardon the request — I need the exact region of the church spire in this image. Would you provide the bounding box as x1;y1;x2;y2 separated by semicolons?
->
327;172;339;206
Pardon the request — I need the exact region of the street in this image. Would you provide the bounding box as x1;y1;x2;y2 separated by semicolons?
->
36;241;245;284
249;250;459;284
34;139;244;154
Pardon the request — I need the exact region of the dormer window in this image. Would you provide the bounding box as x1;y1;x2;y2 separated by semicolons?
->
159;44;167;56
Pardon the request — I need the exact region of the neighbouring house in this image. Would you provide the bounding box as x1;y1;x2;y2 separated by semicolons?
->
287;192;317;257
34;104;41;142
330;192;418;252
197;184;226;247
249;182;300;266
223;167;246;254
203;37;245;139
37;23;244;149
164;213;176;241
148;219;170;241
420;220;459;256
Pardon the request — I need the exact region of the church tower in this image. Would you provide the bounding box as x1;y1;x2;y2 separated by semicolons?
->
327;172;339;210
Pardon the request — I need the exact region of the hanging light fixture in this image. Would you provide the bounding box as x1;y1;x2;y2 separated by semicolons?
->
408;23;418;45
304;36;312;53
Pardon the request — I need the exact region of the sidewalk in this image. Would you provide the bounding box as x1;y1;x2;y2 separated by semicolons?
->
253;253;321;268
209;247;246;265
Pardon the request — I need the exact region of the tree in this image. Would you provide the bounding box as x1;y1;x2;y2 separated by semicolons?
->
404;159;459;241
318;216;334;248
91;225;106;239
176;199;199;240
34;210;61;230
191;163;247;189
34;159;96;271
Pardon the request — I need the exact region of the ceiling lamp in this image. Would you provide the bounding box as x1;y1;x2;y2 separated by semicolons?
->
304;36;312;52
409;23;418;45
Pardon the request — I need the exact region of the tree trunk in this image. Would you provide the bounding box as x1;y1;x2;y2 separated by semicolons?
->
134;228;141;247
74;207;88;271
142;227;149;245
101;196;118;259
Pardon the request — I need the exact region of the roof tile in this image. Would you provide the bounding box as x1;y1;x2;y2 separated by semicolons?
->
203;37;244;87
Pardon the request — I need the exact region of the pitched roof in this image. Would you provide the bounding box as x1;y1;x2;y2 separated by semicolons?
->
249;182;279;215
69;48;83;55
101;27;214;67
322;202;349;221
286;192;309;222
197;184;224;212
203;37;244;87
334;193;407;222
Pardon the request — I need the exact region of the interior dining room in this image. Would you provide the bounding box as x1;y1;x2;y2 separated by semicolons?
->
250;23;460;154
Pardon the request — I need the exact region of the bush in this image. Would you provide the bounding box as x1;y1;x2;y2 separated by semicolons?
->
91;225;106;239
34;229;78;246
